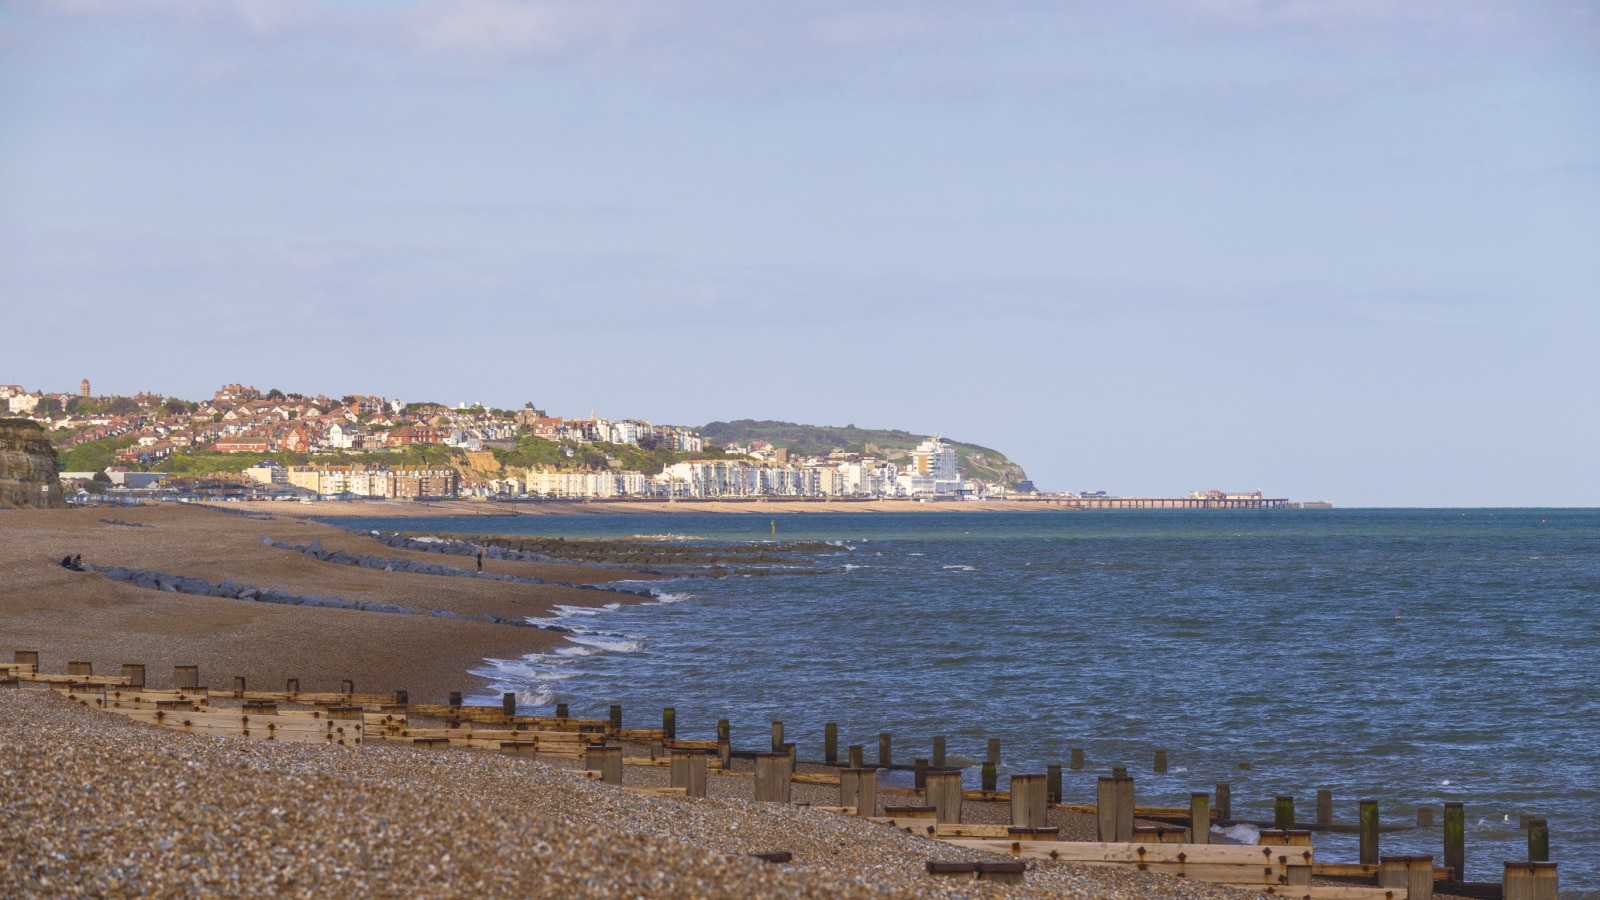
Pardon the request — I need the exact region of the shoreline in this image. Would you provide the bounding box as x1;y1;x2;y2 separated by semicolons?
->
0;504;666;704
271;497;1079;518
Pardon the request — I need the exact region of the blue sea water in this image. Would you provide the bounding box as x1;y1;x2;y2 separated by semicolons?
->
338;508;1599;889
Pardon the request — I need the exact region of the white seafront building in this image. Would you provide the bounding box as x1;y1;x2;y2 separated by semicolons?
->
516;437;965;499
896;436;963;497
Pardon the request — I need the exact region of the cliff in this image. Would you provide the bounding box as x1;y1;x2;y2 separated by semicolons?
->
696;420;1032;489
0;419;66;508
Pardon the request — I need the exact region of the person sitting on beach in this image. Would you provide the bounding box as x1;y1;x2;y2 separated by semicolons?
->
60;555;74;569
72;554;83;570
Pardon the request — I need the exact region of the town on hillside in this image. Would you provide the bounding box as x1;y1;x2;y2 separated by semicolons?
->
2;381;994;504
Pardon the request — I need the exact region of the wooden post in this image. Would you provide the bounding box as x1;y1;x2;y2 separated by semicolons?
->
771;720;783;752
1216;782;1232;821
840;767;877;816
1070;747;1085;770
1047;764;1062;804
1097;776;1134;842
14;651;39;669
121;664;144;688
67;661;92;677
1379;856;1435;900
174;665;199;689
340;679;354;695
926;770;964;824
395;689;408;706
670;750;708;799
662;707;675;740
848;744;863;769
824;722;837;765
913;758;928;790
232;676;246;693
1317;790;1332;826
610;704;622;732
878;732;891;766
1117;776;1135;837
1444;801;1465;879
1528;818;1549;862
754;752;791;803
1010;774;1047;827
933;735;946;768
1190;792;1211;844
1275;795;1295;831
555;702;569;719
982;763;998;792
585;744;623;784
717;719;731;770
987;737;1000;766
1360;800;1380;865
1154;748;1167;774
1503;861;1558;900
502;693;516;717
448;690;460;706
1418;806;1435;828
287;678;301;694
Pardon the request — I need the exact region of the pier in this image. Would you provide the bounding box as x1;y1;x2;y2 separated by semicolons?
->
1029;495;1293;510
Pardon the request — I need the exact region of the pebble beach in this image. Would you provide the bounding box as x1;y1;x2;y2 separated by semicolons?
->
2;689;1250;899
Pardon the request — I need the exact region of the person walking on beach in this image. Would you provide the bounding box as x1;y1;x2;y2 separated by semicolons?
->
476;551;483;573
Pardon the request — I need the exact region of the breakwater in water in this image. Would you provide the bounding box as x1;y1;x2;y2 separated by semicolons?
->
335;508;1600;890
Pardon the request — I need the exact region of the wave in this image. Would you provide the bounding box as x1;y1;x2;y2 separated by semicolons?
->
482;586;694;710
942;565;975;571
566;634;646;654
1214;823;1259;845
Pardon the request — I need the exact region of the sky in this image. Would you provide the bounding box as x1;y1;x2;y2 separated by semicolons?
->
2;1;1597;505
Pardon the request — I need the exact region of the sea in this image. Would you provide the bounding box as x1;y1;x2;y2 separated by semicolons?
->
337;508;1599;892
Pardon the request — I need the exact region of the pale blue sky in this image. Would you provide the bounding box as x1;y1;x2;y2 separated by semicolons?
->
2;1;1597;505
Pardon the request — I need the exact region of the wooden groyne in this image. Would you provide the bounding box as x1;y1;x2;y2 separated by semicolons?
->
3;651;1562;899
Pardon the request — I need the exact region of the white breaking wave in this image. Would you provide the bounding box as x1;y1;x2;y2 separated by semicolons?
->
1214;823;1260;845
566;634;646;653
942;565;975;571
484;583;696;711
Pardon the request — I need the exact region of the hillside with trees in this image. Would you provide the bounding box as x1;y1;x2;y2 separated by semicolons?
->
695;420;1030;488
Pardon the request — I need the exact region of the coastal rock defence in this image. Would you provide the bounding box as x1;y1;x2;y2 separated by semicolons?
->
268;531;656;595
79;563;528;625
0;419;65;509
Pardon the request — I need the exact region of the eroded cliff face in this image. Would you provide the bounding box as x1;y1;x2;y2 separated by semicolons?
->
0;419;65;508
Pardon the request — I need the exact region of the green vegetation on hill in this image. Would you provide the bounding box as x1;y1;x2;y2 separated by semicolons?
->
57;435;138;473
493;435;746;476
696;420;1030;488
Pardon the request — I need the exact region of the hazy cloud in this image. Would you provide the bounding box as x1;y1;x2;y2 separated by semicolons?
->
42;0;334;37
35;0;1590;67
400;0;669;60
